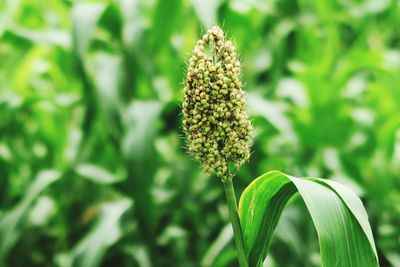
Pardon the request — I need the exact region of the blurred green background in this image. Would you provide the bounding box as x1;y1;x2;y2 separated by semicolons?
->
0;0;399;266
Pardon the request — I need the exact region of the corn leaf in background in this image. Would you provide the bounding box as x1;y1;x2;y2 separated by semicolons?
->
0;170;61;263
72;3;107;59
56;199;132;267
122;100;163;255
239;171;379;267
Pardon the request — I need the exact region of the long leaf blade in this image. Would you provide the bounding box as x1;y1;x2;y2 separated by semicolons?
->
238;171;379;267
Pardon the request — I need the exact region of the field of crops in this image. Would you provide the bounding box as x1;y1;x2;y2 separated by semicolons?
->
0;0;399;266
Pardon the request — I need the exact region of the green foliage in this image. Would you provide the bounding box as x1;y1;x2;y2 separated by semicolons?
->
239;171;378;266
0;0;399;267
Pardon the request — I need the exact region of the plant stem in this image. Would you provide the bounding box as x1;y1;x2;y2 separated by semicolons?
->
222;178;249;267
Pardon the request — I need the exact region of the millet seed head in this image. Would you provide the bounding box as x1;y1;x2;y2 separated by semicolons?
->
182;26;253;180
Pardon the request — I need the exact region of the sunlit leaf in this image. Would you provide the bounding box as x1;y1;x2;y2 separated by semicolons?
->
121;100;163;247
3;27;70;47
117;0;144;47
71;199;132;267
190;0;220;29
248;93;297;141
72;3;107;58
0;170;61;260
90;53;123;121
122;100;162;161
201;224;233;267
124;244;152;267
75;164;122;184
239;171;379;267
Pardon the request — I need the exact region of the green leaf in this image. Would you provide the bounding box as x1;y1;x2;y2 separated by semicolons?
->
117;0;143;47
71;199;132;267
122;100;162;161
238;171;379;267
247;94;296;141
0;170;61;260
72;2;107;58
150;0;182;50
3;27;70;47
190;0;220;29
75;163;122;184
91;53;123;114
121;100;163;247
201;224;233;267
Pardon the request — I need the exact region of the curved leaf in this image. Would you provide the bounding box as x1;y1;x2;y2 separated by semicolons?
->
0;170;61;261
72;3;107;58
72;199;132;267
238;171;379;267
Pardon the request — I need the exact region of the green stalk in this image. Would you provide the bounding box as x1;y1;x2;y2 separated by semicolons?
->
222;178;249;267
